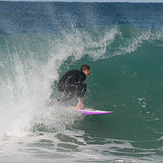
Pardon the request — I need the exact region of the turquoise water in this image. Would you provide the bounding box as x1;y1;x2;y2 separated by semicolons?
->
0;2;163;162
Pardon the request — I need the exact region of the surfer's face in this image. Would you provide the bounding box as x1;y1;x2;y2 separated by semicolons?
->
83;69;90;77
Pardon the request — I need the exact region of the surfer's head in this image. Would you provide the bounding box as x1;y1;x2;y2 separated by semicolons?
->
81;64;90;77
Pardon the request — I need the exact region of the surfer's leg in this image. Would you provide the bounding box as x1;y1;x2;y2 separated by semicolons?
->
77;83;87;98
76;84;86;109
76;97;84;110
62;90;75;101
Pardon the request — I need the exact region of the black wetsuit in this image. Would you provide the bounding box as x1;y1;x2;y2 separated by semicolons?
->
58;69;87;101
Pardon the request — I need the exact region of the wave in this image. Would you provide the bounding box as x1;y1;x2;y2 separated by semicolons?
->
1;2;163;161
0;22;163;163
0;25;163;137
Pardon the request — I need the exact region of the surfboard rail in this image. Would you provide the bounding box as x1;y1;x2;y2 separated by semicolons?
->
75;108;114;115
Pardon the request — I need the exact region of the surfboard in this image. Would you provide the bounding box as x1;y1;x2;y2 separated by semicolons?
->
75;108;114;115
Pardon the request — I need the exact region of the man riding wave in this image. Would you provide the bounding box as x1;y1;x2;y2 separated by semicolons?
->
57;64;90;109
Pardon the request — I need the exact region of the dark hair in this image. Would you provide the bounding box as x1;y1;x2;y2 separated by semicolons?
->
80;64;90;71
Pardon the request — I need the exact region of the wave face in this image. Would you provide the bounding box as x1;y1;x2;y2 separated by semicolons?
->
0;2;163;162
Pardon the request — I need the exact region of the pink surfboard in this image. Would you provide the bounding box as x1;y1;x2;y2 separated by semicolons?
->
76;108;114;115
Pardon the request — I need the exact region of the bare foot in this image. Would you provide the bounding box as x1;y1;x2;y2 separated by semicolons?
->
76;98;85;110
76;102;84;110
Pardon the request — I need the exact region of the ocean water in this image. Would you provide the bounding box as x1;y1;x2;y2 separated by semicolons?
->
0;1;163;162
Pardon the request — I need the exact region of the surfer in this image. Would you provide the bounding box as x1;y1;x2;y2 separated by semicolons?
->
57;64;90;109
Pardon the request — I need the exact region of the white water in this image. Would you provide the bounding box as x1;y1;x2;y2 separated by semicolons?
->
0;27;121;137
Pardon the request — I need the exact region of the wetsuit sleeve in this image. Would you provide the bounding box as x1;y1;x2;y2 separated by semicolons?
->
65;71;86;86
77;72;86;83
58;70;86;91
